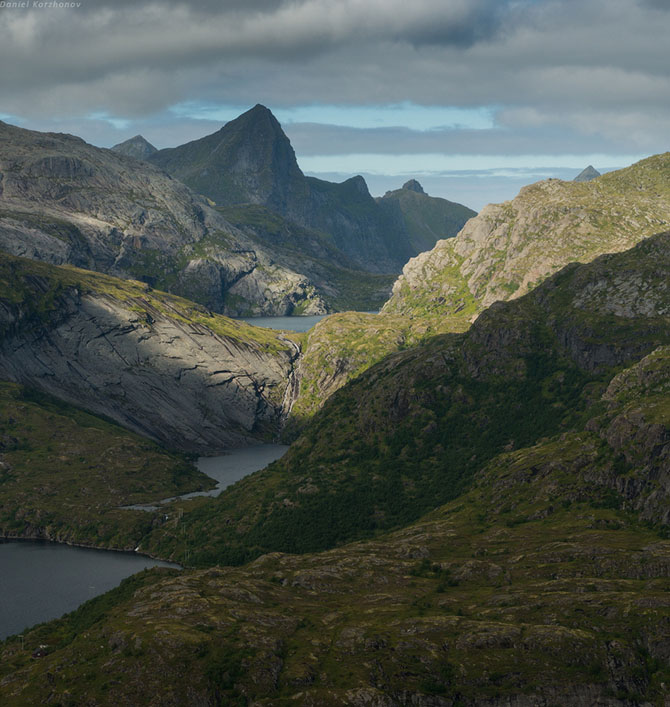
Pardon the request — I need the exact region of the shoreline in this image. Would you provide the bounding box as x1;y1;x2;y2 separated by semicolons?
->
0;531;180;566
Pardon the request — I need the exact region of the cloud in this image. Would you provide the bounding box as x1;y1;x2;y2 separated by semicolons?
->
1;0;669;178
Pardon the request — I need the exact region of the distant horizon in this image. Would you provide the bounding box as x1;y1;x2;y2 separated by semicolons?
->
2;0;667;212
1;111;637;212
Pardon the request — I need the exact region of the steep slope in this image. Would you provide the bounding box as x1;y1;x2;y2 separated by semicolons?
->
0;119;329;315
0;252;299;452
149;105;421;273
3;346;670;704
287;155;670;429
377;179;476;253
149;104;305;213
215;204;396;312
110;135;157;160
384;152;670;318
143;231;670;566
0;381;212;549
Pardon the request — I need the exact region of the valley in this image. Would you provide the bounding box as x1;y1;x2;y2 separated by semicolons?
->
1;111;670;706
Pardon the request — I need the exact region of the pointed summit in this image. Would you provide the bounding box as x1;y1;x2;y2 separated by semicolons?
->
574;165;601;182
149;104;302;210
111;135;157;160
402;179;425;194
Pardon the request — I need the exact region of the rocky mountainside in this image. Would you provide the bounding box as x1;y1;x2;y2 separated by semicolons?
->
142;230;670;566
0;119;388;316
0;380;213;549
0;252;299;452
110;135;157;160
149;105;468;273
3;233;670;705
574;164;601;182
377;179;476;254
384;152;670;319
284;153;670;432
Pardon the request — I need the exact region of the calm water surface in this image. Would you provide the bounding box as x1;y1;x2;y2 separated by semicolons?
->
1;444;289;640
0;542;178;640
124;444;289;510
238;314;327;331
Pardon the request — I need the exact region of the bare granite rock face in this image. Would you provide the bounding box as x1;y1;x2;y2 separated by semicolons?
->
0;283;298;452
0;119;327;316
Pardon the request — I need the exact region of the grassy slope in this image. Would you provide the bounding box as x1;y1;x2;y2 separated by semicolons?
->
140;233;670;567
0;381;212;548
2;392;669;704
0;252;301;548
0;250;295;354
385;152;670;318
286;154;670;433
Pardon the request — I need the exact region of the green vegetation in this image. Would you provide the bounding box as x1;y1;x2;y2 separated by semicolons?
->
140;233;670;567
0;250;294;354
2;404;669;703
3;149;670;704
385;152;670;319
0;381;212;548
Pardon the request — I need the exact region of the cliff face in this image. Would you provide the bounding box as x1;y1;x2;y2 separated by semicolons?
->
0;120;327;316
385;152;670;317
164;231;670;565
3;227;670;707
0;253;298;452
150;104;306;214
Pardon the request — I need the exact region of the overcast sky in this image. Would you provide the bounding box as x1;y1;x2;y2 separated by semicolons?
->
1;0;668;209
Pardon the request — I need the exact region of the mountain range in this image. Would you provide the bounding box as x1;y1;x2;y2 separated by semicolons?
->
1;117;670;705
146;105;475;274
0;108;474;318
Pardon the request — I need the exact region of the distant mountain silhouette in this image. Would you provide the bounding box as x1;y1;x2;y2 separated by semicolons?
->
573;165;601;182
111;135;158;160
149;106;474;273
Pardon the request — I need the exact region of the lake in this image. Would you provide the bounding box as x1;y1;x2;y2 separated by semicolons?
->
0;443;290;640
238;314;327;331
0;541;178;640
123;443;289;510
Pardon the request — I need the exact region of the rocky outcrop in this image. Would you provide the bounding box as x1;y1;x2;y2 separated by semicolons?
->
385;152;670;317
110;135;158;160
0;255;299;452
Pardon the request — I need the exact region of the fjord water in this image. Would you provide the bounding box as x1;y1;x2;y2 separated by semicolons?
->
0;444;289;640
123;444;290;510
238;314;327;331
0;541;178;640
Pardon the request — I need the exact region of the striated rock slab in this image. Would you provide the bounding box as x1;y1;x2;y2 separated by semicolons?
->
0;260;299;452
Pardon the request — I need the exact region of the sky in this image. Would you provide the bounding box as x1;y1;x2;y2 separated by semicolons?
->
1;0;668;210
